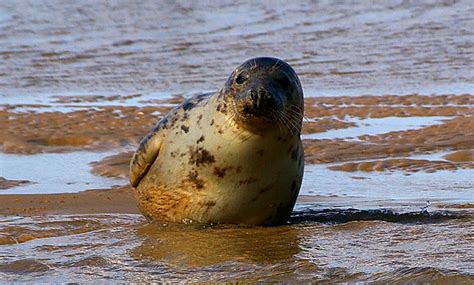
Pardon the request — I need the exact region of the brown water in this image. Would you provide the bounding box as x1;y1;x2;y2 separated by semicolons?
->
1;0;474;283
0;210;473;283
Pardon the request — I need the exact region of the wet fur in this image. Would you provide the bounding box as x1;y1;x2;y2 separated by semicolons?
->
130;57;304;225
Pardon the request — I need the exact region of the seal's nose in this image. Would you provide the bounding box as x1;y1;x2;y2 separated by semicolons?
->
249;88;272;110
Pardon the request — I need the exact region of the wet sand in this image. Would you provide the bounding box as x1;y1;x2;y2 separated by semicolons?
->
2;94;472;168
0;186;138;216
1;93;472;213
0;177;31;190
0;185;335;217
0;106;165;154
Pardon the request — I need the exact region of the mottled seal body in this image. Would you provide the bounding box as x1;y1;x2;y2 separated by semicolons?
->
130;57;304;225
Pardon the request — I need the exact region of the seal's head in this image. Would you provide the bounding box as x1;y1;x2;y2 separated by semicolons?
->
221;57;304;134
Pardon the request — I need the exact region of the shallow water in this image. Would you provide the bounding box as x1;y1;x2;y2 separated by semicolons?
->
1;1;473;96
303;164;474;204
301;116;453;140
0;151;126;194
1;0;473;283
0;210;472;283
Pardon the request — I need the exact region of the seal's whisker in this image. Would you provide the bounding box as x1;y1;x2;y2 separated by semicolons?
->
285;111;302;133
287;109;308;121
271;58;285;74
225;107;253;142
271;59;279;73
225;113;240;136
288;104;304;116
286;108;304;122
279;112;299;135
272;112;284;134
222;106;236;127
278;112;294;134
287;104;303;115
283;117;298;135
289;104;303;112
286;116;299;135
282;109;302;124
274;112;289;135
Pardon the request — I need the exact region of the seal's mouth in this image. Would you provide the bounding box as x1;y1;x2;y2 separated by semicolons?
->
239;87;283;116
230;89;302;135
241;104;275;118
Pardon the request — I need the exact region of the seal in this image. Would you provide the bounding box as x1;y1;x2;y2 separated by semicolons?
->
129;57;304;225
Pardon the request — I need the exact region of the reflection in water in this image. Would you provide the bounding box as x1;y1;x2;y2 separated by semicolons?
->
132;223;300;267
0;209;472;282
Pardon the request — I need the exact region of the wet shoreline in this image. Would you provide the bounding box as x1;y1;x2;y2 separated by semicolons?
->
1;94;472;283
0;210;472;283
1;93;473;206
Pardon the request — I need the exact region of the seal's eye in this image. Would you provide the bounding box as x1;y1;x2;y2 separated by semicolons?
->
275;75;292;89
235;72;249;85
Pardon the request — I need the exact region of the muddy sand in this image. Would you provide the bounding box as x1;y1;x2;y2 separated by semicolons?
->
0;185;331;217
0;186;137;217
1;94;473;216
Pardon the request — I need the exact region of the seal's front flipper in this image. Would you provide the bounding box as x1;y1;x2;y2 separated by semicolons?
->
129;131;163;187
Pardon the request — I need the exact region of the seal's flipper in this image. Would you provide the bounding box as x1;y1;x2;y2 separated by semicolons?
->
129;131;163;187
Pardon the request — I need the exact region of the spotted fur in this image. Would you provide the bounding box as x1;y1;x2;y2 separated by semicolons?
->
130;57;304;225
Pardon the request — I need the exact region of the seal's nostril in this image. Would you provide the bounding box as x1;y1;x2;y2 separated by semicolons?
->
249;89;258;101
248;89;261;109
248;88;273;110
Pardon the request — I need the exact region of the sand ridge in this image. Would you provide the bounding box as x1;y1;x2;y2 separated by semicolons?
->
1;94;473;215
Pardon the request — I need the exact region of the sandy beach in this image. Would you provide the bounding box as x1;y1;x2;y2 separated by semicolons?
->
0;186;138;216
